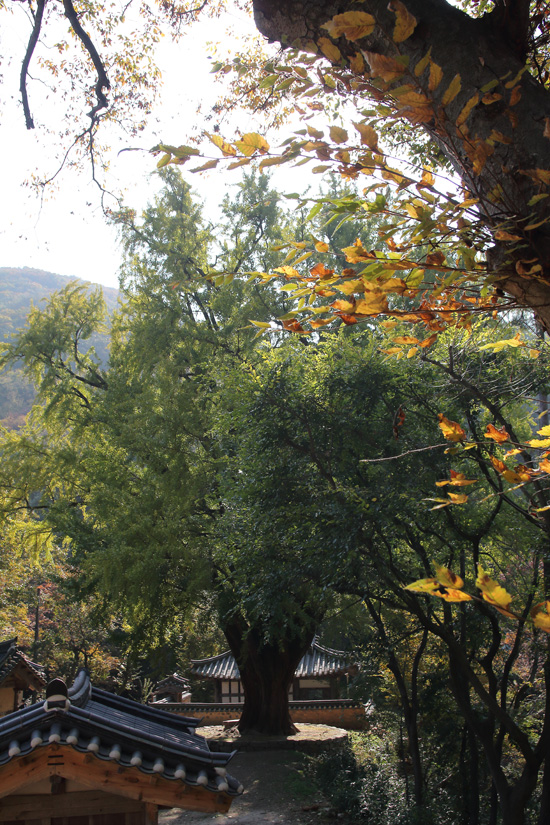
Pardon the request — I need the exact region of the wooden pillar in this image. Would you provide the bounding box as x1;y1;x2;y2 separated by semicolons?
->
144;802;158;824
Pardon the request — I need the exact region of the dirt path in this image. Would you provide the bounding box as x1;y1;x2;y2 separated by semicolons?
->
160;739;341;825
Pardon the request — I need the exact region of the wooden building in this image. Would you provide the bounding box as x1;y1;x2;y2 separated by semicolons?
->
0;639;46;717
190;640;356;703
151;673;191;704
0;669;242;824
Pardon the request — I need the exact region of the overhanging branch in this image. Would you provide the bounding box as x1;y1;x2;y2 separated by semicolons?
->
20;0;45;129
62;0;110;123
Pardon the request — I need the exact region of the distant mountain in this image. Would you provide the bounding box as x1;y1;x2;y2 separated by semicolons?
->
0;267;119;426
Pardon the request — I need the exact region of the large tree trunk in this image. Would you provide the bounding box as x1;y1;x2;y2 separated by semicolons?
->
223;614;315;736
252;0;550;330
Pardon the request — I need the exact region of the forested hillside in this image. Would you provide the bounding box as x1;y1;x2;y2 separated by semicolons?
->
0;267;118;425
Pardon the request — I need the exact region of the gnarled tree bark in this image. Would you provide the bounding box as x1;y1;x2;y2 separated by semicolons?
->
252;0;550;330
222;612;316;736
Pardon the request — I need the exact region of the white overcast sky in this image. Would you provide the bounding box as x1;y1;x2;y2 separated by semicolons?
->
0;4;279;289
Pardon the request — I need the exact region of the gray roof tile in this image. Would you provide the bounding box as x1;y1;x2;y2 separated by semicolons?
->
0;670;242;796
191;640;353;681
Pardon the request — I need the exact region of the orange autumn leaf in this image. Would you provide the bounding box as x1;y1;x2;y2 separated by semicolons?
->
490;455;532;483
363;51;407;82
337;313;359;325
282;319;311;335
490;456;507;474
438;414;466;442
310;262;334;278
485;423;510;443
419;334;438;348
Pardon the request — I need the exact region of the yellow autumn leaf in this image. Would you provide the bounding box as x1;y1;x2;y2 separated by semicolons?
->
318;37;342;63
338;279;364;294
442;73;461;105
274;266;300;279
355;293;389;315
392;336;419;345
476;565;513;610
527;438;550;448
439;589;473;603
349;52;365;72
456;93;479;127
414;49;432;77
438;413;466;442
322;11;376;41
259;156;290;170
448;492;468;504
315;241;330;253
433;562;464;589
428;62;443;92
190;159;219;173
235;133;270;157
531;602;550;632
404;577;440;593
479;333;525;352
494;229;522;241
342;239;371;263
436;471;477;487
330;125;349;144
388;0;417;42
209;134;237;157
353;122;379;150
421;168;435;186
156;153;172;169
331;299;355;313
523;169;550;185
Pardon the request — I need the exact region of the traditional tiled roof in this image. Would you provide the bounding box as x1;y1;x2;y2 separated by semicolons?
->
0;669;243;797
0;638;46;688
154;673;191;692
191;640;354;681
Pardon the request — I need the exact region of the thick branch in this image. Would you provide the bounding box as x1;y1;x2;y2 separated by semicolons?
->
20;0;46;129
62;0;110;122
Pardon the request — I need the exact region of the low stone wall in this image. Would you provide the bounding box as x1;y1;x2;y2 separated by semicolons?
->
152;699;367;731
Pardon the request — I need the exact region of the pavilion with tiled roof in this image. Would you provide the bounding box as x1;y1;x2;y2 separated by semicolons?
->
190;640;356;703
151;673;191;704
0;669;242;824
0;638;46;716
